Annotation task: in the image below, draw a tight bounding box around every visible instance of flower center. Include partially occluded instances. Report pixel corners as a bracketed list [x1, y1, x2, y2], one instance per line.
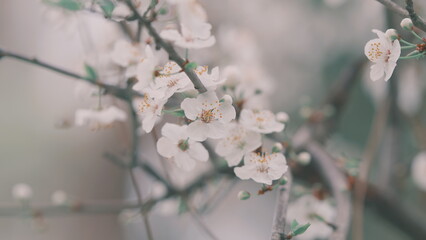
[200, 109, 216, 123]
[367, 42, 383, 61]
[178, 139, 189, 151]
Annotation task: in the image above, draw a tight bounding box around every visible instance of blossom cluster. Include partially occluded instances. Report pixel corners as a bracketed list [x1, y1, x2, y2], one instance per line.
[64, 0, 289, 185]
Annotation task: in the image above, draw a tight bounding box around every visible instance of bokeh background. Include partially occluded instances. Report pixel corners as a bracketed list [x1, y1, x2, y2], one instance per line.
[0, 0, 425, 239]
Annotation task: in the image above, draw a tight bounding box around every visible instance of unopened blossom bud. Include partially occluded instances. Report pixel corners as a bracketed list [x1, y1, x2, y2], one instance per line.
[385, 29, 399, 41]
[276, 112, 290, 122]
[51, 190, 68, 206]
[297, 152, 311, 165]
[272, 143, 284, 153]
[12, 183, 33, 201]
[279, 176, 288, 185]
[401, 18, 413, 30]
[238, 191, 251, 200]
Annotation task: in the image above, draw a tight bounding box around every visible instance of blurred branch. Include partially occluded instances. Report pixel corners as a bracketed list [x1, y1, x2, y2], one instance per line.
[0, 49, 143, 100]
[123, 0, 208, 93]
[375, 0, 426, 32]
[270, 171, 293, 240]
[352, 98, 390, 240]
[406, 0, 426, 32]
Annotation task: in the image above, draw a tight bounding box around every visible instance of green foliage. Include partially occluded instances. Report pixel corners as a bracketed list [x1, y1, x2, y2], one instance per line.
[290, 219, 311, 237]
[98, 0, 115, 18]
[163, 109, 185, 117]
[84, 64, 98, 82]
[44, 0, 83, 11]
[185, 62, 198, 71]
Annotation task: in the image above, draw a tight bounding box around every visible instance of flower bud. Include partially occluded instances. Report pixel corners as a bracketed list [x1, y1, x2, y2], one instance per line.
[12, 183, 33, 201]
[272, 143, 284, 153]
[237, 191, 251, 200]
[51, 190, 68, 206]
[276, 112, 290, 122]
[297, 152, 311, 165]
[385, 29, 399, 41]
[401, 18, 413, 30]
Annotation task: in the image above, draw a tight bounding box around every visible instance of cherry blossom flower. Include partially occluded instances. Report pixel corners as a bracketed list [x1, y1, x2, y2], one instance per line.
[215, 122, 262, 166]
[411, 151, 426, 191]
[134, 90, 166, 133]
[157, 123, 208, 171]
[364, 29, 401, 81]
[234, 151, 288, 185]
[239, 109, 285, 134]
[166, 0, 212, 38]
[75, 106, 127, 129]
[287, 195, 336, 240]
[133, 45, 160, 91]
[181, 91, 236, 141]
[160, 24, 215, 49]
[151, 61, 192, 99]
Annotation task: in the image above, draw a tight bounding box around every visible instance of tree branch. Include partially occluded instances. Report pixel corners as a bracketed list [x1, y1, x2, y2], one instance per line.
[0, 49, 143, 100]
[270, 171, 293, 240]
[375, 0, 426, 32]
[406, 0, 426, 32]
[124, 0, 208, 93]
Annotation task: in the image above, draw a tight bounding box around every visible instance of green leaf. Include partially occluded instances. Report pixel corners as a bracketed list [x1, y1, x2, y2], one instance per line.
[98, 0, 115, 17]
[44, 0, 82, 11]
[84, 64, 98, 81]
[158, 7, 168, 15]
[290, 220, 299, 231]
[184, 62, 198, 71]
[293, 223, 311, 236]
[163, 109, 185, 117]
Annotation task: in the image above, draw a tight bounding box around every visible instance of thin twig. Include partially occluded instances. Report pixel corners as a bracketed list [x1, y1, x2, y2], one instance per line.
[124, 0, 208, 93]
[375, 0, 426, 32]
[0, 49, 143, 100]
[270, 171, 293, 240]
[406, 0, 426, 32]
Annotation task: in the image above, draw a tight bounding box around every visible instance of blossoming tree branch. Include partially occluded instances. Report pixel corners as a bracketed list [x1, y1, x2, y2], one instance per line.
[1, 0, 426, 240]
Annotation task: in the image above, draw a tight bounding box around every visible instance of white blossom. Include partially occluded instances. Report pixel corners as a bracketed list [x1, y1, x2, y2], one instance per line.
[181, 91, 236, 141]
[287, 195, 336, 240]
[364, 29, 401, 81]
[234, 152, 288, 185]
[160, 24, 215, 49]
[134, 45, 160, 91]
[110, 39, 142, 68]
[239, 109, 285, 134]
[75, 106, 127, 129]
[134, 90, 166, 133]
[411, 151, 426, 191]
[401, 18, 413, 30]
[276, 112, 290, 122]
[12, 183, 33, 201]
[157, 123, 209, 171]
[215, 122, 262, 166]
[151, 61, 192, 99]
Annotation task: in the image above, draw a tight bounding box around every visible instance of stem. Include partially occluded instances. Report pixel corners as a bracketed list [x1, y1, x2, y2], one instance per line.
[400, 39, 416, 46]
[401, 45, 416, 49]
[411, 30, 424, 41]
[0, 49, 143, 100]
[399, 53, 424, 59]
[124, 0, 207, 93]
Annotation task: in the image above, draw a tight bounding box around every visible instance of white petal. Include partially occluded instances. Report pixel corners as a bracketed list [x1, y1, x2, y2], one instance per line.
[188, 142, 209, 162]
[370, 63, 385, 81]
[187, 121, 209, 141]
[174, 152, 196, 171]
[181, 97, 201, 120]
[157, 137, 178, 158]
[161, 123, 187, 142]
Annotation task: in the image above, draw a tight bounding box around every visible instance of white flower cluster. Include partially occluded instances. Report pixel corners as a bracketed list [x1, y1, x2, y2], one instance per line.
[67, 0, 289, 185]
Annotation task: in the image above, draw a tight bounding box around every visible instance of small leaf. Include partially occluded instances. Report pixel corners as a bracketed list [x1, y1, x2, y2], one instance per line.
[44, 0, 82, 11]
[290, 220, 299, 231]
[84, 64, 98, 81]
[158, 8, 168, 15]
[163, 109, 185, 117]
[293, 223, 311, 236]
[99, 0, 115, 17]
[185, 62, 198, 71]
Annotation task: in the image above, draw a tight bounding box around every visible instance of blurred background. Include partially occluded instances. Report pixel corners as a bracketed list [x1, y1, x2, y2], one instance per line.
[1, 0, 425, 239]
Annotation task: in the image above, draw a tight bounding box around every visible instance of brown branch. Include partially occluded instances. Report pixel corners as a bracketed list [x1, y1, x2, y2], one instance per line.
[406, 0, 426, 32]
